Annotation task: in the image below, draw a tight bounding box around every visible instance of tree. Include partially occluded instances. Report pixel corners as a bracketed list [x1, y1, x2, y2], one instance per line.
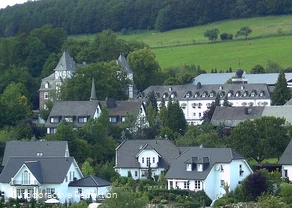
[235, 27, 252, 39]
[166, 100, 187, 135]
[81, 160, 95, 176]
[223, 94, 230, 107]
[229, 116, 290, 163]
[242, 171, 268, 201]
[155, 5, 173, 32]
[272, 71, 291, 105]
[204, 28, 219, 42]
[127, 48, 161, 91]
[250, 64, 265, 74]
[220, 33, 233, 40]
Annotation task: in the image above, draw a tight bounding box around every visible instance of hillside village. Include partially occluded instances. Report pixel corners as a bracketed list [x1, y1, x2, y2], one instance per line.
[1, 1, 292, 208]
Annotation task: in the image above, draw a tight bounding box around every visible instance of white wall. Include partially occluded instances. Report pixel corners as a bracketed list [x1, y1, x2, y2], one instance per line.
[137, 150, 160, 168]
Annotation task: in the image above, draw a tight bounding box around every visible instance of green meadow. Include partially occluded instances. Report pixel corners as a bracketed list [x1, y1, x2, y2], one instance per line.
[73, 15, 292, 72]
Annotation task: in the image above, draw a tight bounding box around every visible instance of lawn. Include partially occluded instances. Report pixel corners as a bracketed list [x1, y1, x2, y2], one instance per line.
[153, 35, 292, 71]
[71, 15, 292, 72]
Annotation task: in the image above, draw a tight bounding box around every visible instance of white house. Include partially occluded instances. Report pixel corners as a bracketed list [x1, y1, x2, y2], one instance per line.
[165, 146, 253, 201]
[114, 140, 184, 180]
[0, 141, 111, 203]
[136, 83, 271, 125]
[279, 139, 292, 180]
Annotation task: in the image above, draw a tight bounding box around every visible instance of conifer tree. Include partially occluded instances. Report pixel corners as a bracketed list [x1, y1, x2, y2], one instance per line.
[272, 71, 291, 105]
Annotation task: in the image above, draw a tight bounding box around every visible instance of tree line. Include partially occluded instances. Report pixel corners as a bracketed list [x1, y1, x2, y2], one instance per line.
[0, 0, 292, 36]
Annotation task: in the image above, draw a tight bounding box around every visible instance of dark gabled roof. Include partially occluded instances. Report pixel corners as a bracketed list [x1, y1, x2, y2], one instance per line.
[25, 161, 43, 184]
[45, 101, 100, 128]
[136, 83, 270, 101]
[262, 106, 292, 124]
[211, 106, 264, 127]
[279, 140, 292, 165]
[68, 175, 111, 187]
[165, 147, 245, 180]
[2, 141, 69, 166]
[100, 100, 143, 117]
[115, 140, 181, 168]
[0, 157, 76, 184]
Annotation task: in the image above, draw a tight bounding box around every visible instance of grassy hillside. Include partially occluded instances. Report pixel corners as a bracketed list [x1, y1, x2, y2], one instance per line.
[73, 15, 292, 71]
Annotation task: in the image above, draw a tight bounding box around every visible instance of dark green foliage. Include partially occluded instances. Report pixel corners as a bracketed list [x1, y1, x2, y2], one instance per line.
[220, 33, 233, 40]
[229, 116, 290, 163]
[242, 171, 268, 201]
[272, 71, 291, 105]
[204, 28, 219, 42]
[235, 27, 252, 39]
[166, 100, 187, 136]
[250, 64, 266, 74]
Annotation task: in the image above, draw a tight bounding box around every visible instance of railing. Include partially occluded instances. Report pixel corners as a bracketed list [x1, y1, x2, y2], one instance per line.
[11, 179, 38, 186]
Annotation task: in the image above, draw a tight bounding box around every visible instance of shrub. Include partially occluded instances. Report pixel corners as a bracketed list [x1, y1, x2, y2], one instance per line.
[160, 199, 168, 204]
[220, 33, 233, 40]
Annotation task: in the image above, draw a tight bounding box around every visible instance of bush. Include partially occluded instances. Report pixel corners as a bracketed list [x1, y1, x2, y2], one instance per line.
[160, 199, 168, 204]
[168, 193, 176, 201]
[220, 33, 233, 40]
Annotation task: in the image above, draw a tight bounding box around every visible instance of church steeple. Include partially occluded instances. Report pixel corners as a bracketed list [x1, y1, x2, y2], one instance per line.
[90, 78, 97, 101]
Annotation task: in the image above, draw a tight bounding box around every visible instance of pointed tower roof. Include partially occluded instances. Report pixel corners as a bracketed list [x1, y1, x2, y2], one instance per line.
[90, 78, 97, 101]
[54, 51, 76, 72]
[117, 54, 133, 74]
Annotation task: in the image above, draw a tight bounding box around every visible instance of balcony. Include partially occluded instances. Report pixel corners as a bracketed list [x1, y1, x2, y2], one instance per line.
[10, 179, 39, 186]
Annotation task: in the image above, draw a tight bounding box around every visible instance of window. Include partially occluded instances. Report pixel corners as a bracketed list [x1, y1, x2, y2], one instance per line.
[37, 152, 43, 156]
[146, 157, 151, 166]
[45, 82, 50, 88]
[169, 181, 173, 189]
[181, 103, 187, 109]
[50, 117, 59, 123]
[28, 189, 34, 198]
[153, 157, 155, 163]
[192, 103, 197, 108]
[23, 170, 29, 185]
[44, 92, 49, 99]
[64, 117, 73, 122]
[109, 117, 117, 123]
[197, 164, 203, 171]
[184, 181, 189, 189]
[17, 189, 25, 198]
[78, 117, 87, 123]
[220, 165, 224, 172]
[69, 171, 72, 181]
[239, 165, 244, 176]
[50, 128, 57, 134]
[46, 188, 55, 196]
[121, 116, 126, 122]
[195, 180, 201, 189]
[78, 188, 82, 194]
[186, 164, 192, 171]
[199, 113, 202, 117]
[142, 157, 144, 163]
[284, 169, 288, 177]
[135, 171, 138, 177]
[220, 180, 225, 187]
[193, 112, 196, 117]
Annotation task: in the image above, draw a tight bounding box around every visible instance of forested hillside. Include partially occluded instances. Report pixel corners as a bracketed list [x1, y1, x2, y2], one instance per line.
[1, 0, 292, 36]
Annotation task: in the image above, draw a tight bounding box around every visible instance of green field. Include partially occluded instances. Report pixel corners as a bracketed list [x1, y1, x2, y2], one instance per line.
[73, 15, 292, 71]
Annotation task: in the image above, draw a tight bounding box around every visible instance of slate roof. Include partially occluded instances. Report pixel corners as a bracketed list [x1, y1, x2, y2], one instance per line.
[100, 100, 143, 117]
[45, 101, 100, 128]
[54, 51, 76, 72]
[2, 141, 69, 166]
[115, 139, 181, 168]
[136, 83, 270, 101]
[262, 106, 292, 124]
[165, 147, 245, 180]
[117, 54, 133, 74]
[69, 175, 111, 187]
[0, 157, 76, 184]
[25, 161, 44, 184]
[211, 106, 264, 127]
[192, 72, 292, 86]
[279, 140, 292, 165]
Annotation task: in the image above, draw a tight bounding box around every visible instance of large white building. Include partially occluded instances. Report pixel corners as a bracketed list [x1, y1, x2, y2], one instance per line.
[136, 83, 271, 125]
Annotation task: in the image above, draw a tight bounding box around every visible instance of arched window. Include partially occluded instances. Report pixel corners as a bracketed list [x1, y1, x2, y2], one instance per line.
[23, 170, 29, 185]
[45, 82, 50, 89]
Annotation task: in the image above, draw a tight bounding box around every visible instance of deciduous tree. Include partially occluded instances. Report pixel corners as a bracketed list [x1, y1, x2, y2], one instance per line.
[204, 28, 219, 42]
[235, 27, 252, 39]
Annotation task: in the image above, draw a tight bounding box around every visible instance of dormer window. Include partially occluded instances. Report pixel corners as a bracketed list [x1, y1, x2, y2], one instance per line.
[78, 117, 87, 123]
[37, 152, 43, 156]
[241, 85, 245, 90]
[259, 91, 265, 97]
[227, 91, 233, 97]
[45, 82, 50, 89]
[235, 91, 241, 97]
[201, 91, 208, 97]
[243, 91, 248, 97]
[250, 90, 257, 97]
[170, 92, 176, 98]
[185, 91, 192, 98]
[197, 164, 203, 171]
[219, 86, 223, 90]
[169, 87, 172, 91]
[194, 92, 199, 98]
[64, 117, 73, 122]
[209, 91, 215, 97]
[50, 117, 59, 123]
[186, 163, 192, 171]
